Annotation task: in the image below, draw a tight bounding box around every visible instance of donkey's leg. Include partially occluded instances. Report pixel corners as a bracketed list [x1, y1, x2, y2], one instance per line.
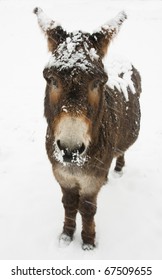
[79, 195, 97, 250]
[114, 154, 125, 172]
[60, 187, 79, 244]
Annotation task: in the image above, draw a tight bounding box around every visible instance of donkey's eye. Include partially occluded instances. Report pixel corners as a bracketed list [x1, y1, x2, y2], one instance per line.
[91, 79, 100, 90]
[51, 78, 59, 89]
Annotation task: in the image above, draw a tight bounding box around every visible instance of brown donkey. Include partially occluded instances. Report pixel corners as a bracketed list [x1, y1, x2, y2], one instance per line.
[34, 7, 141, 250]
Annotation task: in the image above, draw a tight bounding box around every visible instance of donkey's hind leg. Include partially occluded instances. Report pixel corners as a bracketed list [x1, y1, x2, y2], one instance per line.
[114, 154, 125, 172]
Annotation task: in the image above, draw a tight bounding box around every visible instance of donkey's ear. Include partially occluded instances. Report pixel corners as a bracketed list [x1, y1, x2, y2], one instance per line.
[90, 11, 127, 58]
[33, 7, 67, 52]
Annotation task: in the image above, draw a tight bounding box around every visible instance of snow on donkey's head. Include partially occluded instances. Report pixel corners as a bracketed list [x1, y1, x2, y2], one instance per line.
[34, 7, 141, 250]
[34, 7, 127, 165]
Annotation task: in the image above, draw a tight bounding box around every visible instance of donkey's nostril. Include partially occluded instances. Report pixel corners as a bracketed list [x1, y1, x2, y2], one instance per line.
[78, 143, 85, 155]
[57, 140, 63, 151]
[56, 140, 86, 162]
[57, 140, 85, 154]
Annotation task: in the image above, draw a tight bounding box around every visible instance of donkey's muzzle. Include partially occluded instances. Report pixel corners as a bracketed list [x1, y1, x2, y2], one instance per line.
[57, 140, 85, 163]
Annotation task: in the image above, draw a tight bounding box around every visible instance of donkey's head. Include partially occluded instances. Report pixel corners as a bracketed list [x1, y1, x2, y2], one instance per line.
[34, 7, 127, 165]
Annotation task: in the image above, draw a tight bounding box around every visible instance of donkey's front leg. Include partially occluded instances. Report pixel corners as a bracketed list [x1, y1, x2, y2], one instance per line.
[60, 187, 79, 245]
[79, 195, 97, 250]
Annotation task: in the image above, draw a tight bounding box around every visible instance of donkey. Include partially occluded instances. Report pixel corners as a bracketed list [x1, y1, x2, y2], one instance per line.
[34, 7, 141, 250]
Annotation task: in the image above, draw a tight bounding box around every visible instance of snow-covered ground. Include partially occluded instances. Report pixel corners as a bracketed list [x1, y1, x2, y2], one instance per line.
[0, 0, 162, 260]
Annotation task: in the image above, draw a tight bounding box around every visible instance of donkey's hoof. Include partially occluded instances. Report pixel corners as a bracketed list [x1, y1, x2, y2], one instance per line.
[59, 233, 72, 248]
[82, 243, 95, 251]
[113, 169, 123, 178]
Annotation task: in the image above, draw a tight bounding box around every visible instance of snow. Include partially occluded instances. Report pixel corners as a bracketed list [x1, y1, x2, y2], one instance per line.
[46, 31, 99, 72]
[61, 105, 68, 113]
[107, 56, 136, 101]
[59, 233, 72, 248]
[53, 143, 88, 167]
[0, 0, 162, 260]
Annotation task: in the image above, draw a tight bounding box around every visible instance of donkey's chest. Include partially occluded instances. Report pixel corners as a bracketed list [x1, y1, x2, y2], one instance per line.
[53, 166, 104, 195]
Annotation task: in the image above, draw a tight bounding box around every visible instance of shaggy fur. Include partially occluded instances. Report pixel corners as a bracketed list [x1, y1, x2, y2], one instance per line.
[34, 8, 141, 249]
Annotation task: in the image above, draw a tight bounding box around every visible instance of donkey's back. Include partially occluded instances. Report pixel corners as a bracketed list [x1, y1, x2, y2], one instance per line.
[105, 59, 141, 171]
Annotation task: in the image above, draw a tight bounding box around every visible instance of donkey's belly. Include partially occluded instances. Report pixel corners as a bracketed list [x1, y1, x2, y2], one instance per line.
[53, 166, 105, 195]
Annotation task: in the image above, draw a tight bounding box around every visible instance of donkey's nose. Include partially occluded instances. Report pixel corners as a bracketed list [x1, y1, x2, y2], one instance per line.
[57, 140, 86, 162]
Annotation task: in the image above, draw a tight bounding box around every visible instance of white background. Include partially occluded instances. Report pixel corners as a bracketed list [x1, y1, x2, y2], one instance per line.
[0, 0, 162, 260]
